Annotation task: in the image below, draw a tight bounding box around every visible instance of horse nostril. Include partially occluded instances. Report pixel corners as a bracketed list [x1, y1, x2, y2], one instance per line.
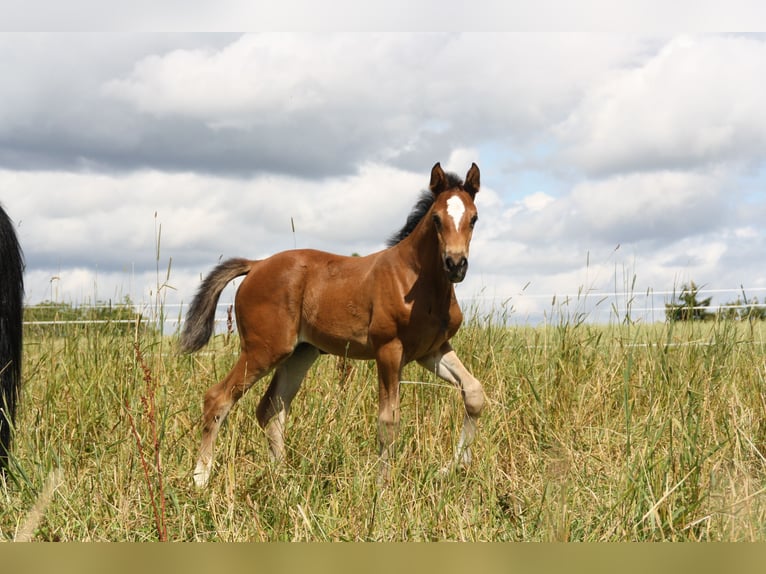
[445, 255, 467, 271]
[444, 255, 468, 282]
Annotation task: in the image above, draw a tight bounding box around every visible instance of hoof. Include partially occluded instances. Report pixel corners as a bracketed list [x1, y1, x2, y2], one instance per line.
[193, 461, 211, 488]
[437, 448, 472, 477]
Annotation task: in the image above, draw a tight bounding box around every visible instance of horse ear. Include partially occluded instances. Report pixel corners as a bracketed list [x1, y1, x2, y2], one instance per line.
[429, 162, 449, 195]
[464, 163, 480, 197]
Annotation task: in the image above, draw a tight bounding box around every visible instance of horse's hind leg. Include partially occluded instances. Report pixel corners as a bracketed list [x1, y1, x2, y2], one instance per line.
[418, 342, 486, 470]
[194, 352, 274, 488]
[256, 343, 320, 463]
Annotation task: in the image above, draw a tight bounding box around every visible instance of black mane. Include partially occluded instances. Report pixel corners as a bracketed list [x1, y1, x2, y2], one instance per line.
[386, 172, 464, 247]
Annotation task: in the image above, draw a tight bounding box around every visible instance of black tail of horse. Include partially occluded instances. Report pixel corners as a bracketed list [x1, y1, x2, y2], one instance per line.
[0, 204, 23, 471]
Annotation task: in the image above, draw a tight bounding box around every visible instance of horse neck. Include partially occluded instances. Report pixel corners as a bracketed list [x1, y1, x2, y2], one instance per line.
[394, 214, 454, 295]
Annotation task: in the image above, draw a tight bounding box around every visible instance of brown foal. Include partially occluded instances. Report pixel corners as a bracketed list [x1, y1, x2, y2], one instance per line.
[180, 162, 486, 487]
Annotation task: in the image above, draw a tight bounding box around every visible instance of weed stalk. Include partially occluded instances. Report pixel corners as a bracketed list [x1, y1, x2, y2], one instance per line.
[125, 341, 168, 541]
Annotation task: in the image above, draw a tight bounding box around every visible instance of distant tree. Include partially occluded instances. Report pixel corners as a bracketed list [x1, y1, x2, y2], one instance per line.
[719, 298, 741, 321]
[665, 282, 714, 322]
[745, 297, 766, 321]
[720, 295, 766, 321]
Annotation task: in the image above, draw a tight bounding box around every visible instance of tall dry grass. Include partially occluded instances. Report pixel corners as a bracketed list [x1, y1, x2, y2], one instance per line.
[2, 302, 766, 541]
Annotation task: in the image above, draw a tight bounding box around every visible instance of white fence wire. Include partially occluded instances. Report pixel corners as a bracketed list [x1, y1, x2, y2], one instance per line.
[22, 286, 766, 329]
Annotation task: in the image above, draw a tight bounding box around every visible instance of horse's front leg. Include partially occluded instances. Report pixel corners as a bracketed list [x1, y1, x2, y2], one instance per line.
[418, 342, 486, 470]
[375, 341, 404, 486]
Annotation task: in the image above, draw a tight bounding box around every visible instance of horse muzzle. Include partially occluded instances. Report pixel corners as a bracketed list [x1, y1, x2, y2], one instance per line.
[444, 254, 468, 283]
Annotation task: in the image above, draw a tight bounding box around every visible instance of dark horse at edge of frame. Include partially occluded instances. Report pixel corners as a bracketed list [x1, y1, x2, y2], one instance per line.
[0, 204, 24, 474]
[180, 162, 487, 487]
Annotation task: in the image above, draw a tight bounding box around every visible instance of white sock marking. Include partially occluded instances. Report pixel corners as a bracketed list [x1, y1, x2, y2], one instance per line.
[193, 460, 211, 488]
[446, 195, 465, 230]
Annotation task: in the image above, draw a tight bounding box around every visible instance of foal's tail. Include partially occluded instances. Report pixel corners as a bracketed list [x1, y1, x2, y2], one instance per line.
[180, 258, 253, 353]
[0, 205, 24, 471]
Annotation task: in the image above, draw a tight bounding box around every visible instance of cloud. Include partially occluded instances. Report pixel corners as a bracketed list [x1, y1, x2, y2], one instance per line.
[3, 33, 766, 325]
[1, 162, 439, 298]
[482, 168, 728, 250]
[463, 165, 742, 321]
[100, 34, 450, 176]
[567, 170, 728, 244]
[556, 35, 766, 176]
[0, 33, 652, 178]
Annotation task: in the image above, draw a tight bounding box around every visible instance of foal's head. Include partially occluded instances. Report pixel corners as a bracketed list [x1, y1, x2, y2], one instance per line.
[428, 162, 480, 283]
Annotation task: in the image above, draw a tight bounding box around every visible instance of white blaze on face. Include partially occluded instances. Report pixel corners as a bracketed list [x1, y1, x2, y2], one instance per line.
[446, 195, 466, 230]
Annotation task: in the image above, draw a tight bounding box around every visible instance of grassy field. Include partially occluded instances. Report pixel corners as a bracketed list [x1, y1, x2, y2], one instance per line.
[3, 307, 766, 541]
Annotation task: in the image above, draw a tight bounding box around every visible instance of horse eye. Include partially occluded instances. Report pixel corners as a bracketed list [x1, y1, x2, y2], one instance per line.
[470, 215, 478, 228]
[432, 214, 442, 230]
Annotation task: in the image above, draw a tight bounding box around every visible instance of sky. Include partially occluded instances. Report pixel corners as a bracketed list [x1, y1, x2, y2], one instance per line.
[2, 30, 766, 325]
